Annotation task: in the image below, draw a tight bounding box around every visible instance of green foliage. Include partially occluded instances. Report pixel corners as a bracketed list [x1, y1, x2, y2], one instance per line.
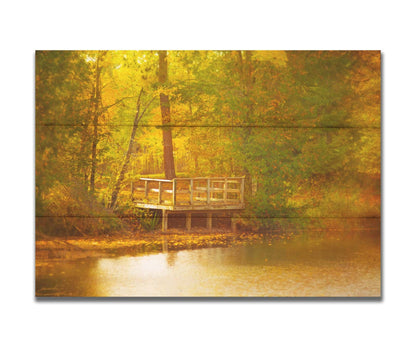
[37, 181, 127, 237]
[36, 50, 380, 235]
[136, 209, 161, 231]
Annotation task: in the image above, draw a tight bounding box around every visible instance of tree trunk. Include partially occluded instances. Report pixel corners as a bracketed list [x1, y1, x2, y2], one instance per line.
[158, 51, 176, 180]
[110, 89, 154, 209]
[78, 91, 94, 189]
[89, 52, 106, 194]
[237, 51, 255, 199]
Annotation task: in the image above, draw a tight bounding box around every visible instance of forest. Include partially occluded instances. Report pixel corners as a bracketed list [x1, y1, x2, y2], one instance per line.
[35, 50, 380, 237]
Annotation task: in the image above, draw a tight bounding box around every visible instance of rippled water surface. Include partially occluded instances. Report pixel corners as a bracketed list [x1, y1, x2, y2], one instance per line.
[36, 235, 380, 297]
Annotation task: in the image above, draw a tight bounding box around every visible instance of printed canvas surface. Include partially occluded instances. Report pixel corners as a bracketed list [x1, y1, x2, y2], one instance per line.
[35, 50, 380, 297]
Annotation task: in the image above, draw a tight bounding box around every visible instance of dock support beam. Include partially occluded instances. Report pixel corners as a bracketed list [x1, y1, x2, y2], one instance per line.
[186, 212, 192, 231]
[162, 210, 168, 232]
[207, 212, 212, 232]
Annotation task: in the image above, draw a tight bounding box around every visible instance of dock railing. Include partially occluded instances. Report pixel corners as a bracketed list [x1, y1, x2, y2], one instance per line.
[132, 177, 245, 210]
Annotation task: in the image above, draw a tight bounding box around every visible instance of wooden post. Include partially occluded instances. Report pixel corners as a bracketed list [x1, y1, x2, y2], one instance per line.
[172, 179, 176, 206]
[189, 179, 193, 205]
[207, 212, 212, 232]
[186, 212, 191, 231]
[224, 178, 228, 204]
[162, 210, 168, 232]
[231, 212, 237, 233]
[207, 178, 211, 205]
[240, 178, 245, 204]
[158, 181, 162, 204]
[144, 180, 149, 200]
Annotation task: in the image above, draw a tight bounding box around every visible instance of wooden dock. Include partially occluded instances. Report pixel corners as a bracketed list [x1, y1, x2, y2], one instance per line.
[131, 177, 245, 232]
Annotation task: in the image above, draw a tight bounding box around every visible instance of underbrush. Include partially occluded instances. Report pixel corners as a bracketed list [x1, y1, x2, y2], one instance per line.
[36, 182, 132, 238]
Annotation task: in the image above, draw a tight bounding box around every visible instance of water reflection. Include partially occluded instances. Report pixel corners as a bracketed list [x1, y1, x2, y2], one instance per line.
[36, 236, 380, 297]
[166, 252, 178, 267]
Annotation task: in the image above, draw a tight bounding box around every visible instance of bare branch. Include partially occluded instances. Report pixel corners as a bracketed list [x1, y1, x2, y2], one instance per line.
[103, 96, 137, 110]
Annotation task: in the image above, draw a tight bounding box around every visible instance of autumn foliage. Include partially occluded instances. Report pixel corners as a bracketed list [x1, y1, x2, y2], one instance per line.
[36, 51, 380, 235]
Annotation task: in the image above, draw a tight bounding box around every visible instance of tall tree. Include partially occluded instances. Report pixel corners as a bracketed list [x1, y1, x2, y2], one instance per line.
[158, 51, 176, 179]
[236, 50, 255, 199]
[109, 89, 155, 209]
[36, 51, 91, 210]
[89, 51, 107, 194]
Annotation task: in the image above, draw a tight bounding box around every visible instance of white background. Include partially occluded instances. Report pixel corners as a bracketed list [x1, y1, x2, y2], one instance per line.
[1, 1, 415, 346]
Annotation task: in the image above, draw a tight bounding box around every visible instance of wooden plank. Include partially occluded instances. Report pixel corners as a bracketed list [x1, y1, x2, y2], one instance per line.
[194, 196, 208, 202]
[176, 189, 191, 194]
[212, 188, 240, 193]
[162, 210, 168, 232]
[172, 179, 176, 206]
[140, 178, 173, 182]
[190, 179, 193, 205]
[207, 212, 212, 232]
[207, 178, 211, 205]
[135, 202, 174, 210]
[171, 205, 244, 211]
[158, 181, 162, 204]
[224, 178, 228, 204]
[134, 197, 243, 208]
[148, 188, 173, 194]
[144, 180, 149, 199]
[210, 187, 225, 192]
[208, 197, 225, 203]
[180, 177, 245, 180]
[139, 177, 244, 182]
[240, 178, 245, 204]
[193, 197, 240, 203]
[193, 196, 240, 202]
[134, 204, 244, 211]
[224, 199, 241, 203]
[135, 200, 240, 210]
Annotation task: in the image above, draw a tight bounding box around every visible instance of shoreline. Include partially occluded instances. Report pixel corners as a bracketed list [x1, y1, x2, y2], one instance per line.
[36, 228, 288, 263]
[36, 226, 380, 264]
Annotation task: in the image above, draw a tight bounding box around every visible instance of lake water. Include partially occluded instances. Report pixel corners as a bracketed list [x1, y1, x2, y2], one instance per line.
[36, 235, 380, 297]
